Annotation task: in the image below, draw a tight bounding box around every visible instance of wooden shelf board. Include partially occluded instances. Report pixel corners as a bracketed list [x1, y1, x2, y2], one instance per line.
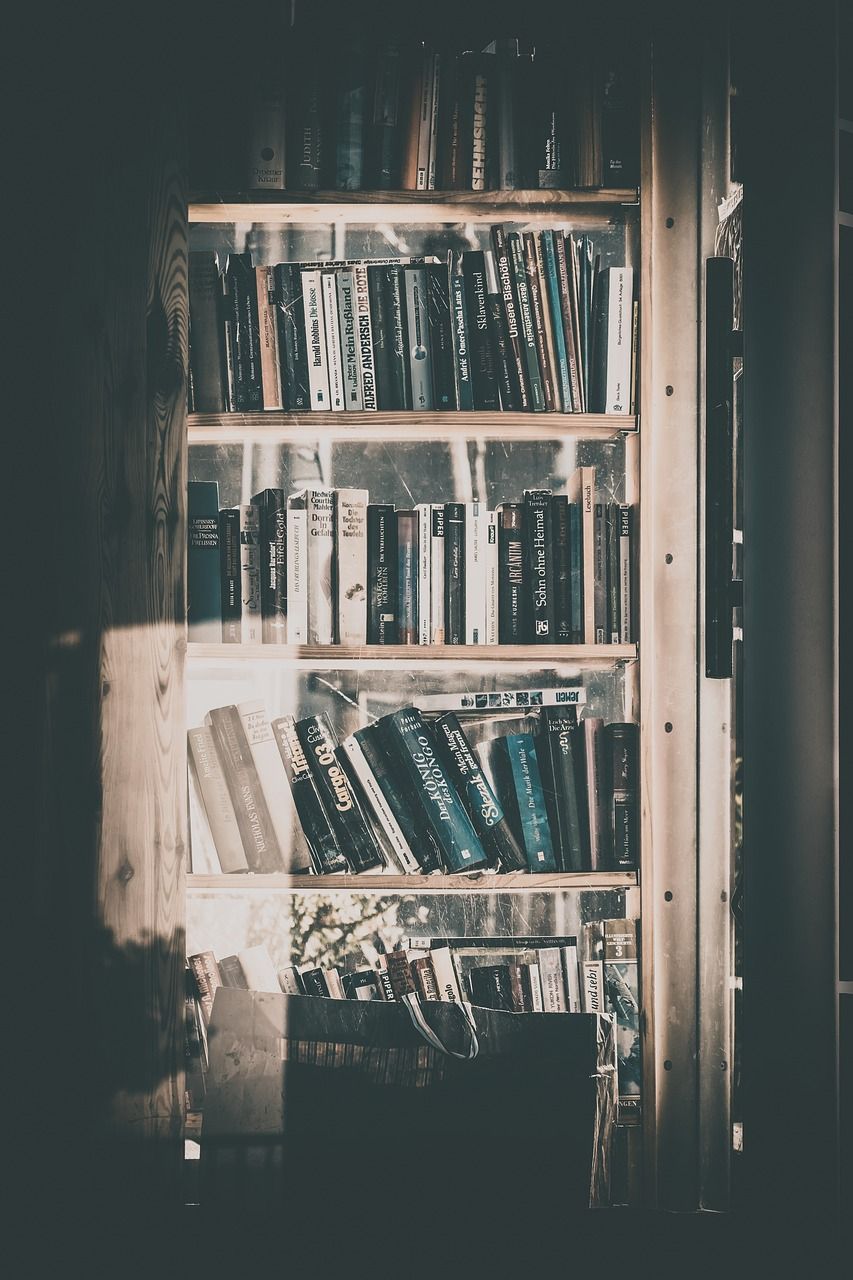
[189, 188, 639, 224]
[186, 871, 638, 893]
[186, 642, 637, 668]
[187, 410, 636, 444]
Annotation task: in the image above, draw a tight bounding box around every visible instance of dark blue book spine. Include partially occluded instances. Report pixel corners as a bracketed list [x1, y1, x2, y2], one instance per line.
[356, 724, 443, 872]
[537, 707, 588, 872]
[187, 481, 222, 642]
[382, 708, 490, 872]
[505, 732, 558, 872]
[451, 272, 474, 410]
[333, 57, 365, 191]
[443, 502, 466, 644]
[541, 231, 572, 412]
[433, 714, 526, 870]
[218, 508, 241, 644]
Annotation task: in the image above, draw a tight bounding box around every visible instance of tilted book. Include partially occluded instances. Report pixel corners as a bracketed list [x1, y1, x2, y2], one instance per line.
[354, 723, 443, 873]
[188, 951, 221, 1025]
[271, 715, 349, 874]
[187, 726, 248, 873]
[295, 713, 384, 873]
[338, 734, 420, 874]
[205, 704, 284, 872]
[523, 231, 555, 411]
[237, 700, 311, 874]
[432, 713, 526, 871]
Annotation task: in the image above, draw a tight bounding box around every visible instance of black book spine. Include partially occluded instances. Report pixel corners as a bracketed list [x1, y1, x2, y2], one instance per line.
[551, 495, 572, 642]
[589, 268, 610, 415]
[594, 501, 608, 644]
[444, 502, 466, 644]
[475, 736, 524, 851]
[469, 964, 515, 1011]
[601, 51, 640, 189]
[484, 249, 520, 410]
[461, 250, 499, 410]
[368, 266, 393, 410]
[507, 231, 545, 410]
[568, 501, 584, 643]
[287, 60, 324, 190]
[367, 41, 404, 188]
[295, 714, 383, 872]
[332, 46, 366, 191]
[207, 705, 283, 872]
[497, 502, 525, 643]
[530, 50, 574, 187]
[538, 706, 588, 872]
[578, 235, 595, 408]
[301, 968, 330, 997]
[385, 265, 412, 409]
[435, 51, 462, 189]
[490, 225, 529, 410]
[433, 714, 527, 870]
[605, 722, 639, 870]
[252, 489, 287, 644]
[367, 504, 398, 644]
[271, 715, 349, 874]
[218, 508, 241, 644]
[426, 262, 457, 410]
[396, 510, 418, 645]
[273, 264, 310, 411]
[522, 232, 555, 411]
[524, 489, 555, 642]
[187, 481, 222, 643]
[450, 270, 474, 410]
[227, 253, 262, 411]
[188, 252, 225, 413]
[355, 725, 443, 873]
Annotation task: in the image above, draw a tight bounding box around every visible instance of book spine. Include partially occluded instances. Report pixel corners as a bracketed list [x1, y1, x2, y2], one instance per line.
[287, 60, 324, 189]
[462, 250, 498, 411]
[321, 269, 345, 411]
[187, 481, 222, 643]
[450, 271, 474, 410]
[432, 713, 526, 871]
[618, 504, 633, 643]
[567, 234, 586, 411]
[235, 253, 263, 410]
[538, 947, 568, 1011]
[470, 62, 489, 191]
[464, 501, 487, 644]
[485, 510, 498, 645]
[582, 960, 605, 1014]
[277, 965, 305, 995]
[551, 495, 571, 642]
[526, 962, 544, 1012]
[335, 488, 368, 645]
[386, 949, 417, 999]
[507, 231, 544, 410]
[524, 488, 555, 642]
[237, 944, 280, 993]
[582, 716, 608, 870]
[237, 700, 309, 873]
[426, 51, 441, 190]
[429, 504, 446, 644]
[400, 50, 424, 190]
[273, 264, 310, 411]
[396, 509, 418, 645]
[495, 44, 519, 188]
[561, 943, 582, 1012]
[523, 232, 555, 411]
[490, 225, 529, 410]
[484, 249, 519, 410]
[300, 967, 330, 997]
[222, 295, 237, 411]
[411, 954, 440, 1001]
[415, 49, 434, 191]
[630, 300, 640, 414]
[570, 466, 596, 643]
[218, 955, 249, 988]
[254, 489, 287, 644]
[605, 268, 633, 414]
[188, 740, 224, 875]
[366, 266, 391, 409]
[238, 503, 262, 644]
[271, 715, 349, 874]
[344, 969, 381, 1000]
[540, 232, 572, 412]
[403, 267, 433, 409]
[469, 965, 514, 1011]
[255, 265, 283, 409]
[605, 722, 639, 870]
[594, 501, 608, 643]
[296, 713, 383, 872]
[374, 956, 395, 1001]
[444, 502, 465, 644]
[505, 733, 558, 871]
[333, 59, 365, 192]
[415, 504, 432, 645]
[188, 951, 221, 1024]
[339, 735, 420, 874]
[382, 707, 490, 872]
[554, 233, 582, 412]
[247, 83, 286, 190]
[337, 270, 362, 410]
[301, 269, 331, 409]
[218, 508, 241, 644]
[497, 502, 525, 643]
[366, 504, 398, 644]
[417, 685, 586, 713]
[368, 42, 403, 189]
[426, 262, 456, 409]
[285, 492, 308, 644]
[578, 235, 595, 408]
[568, 501, 584, 643]
[187, 726, 248, 873]
[535, 232, 562, 409]
[306, 488, 336, 644]
[188, 252, 225, 413]
[607, 502, 621, 644]
[385, 265, 412, 408]
[538, 707, 588, 873]
[355, 723, 443, 873]
[429, 946, 463, 1002]
[353, 265, 377, 411]
[207, 704, 283, 872]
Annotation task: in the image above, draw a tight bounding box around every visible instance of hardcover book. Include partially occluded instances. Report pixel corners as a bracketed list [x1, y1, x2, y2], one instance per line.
[582, 716, 608, 870]
[464, 501, 488, 644]
[251, 488, 287, 645]
[490, 225, 528, 409]
[188, 726, 248, 873]
[450, 269, 474, 410]
[273, 263, 311, 411]
[218, 508, 241, 644]
[304, 488, 336, 644]
[536, 706, 588, 873]
[354, 266, 377, 411]
[396, 509, 418, 645]
[462, 250, 499, 410]
[354, 723, 443, 873]
[338, 734, 420, 874]
[237, 945, 281, 993]
[432, 713, 526, 871]
[507, 230, 544, 411]
[205, 704, 284, 873]
[524, 489, 555, 642]
[255, 264, 283, 408]
[403, 266, 433, 410]
[295, 713, 384, 873]
[426, 261, 456, 409]
[187, 481, 222, 643]
[238, 503, 262, 644]
[335, 488, 368, 645]
[443, 502, 465, 645]
[603, 917, 641, 1120]
[366, 503, 398, 644]
[188, 252, 225, 413]
[321, 269, 346, 411]
[429, 504, 446, 644]
[415, 504, 432, 645]
[223, 252, 263, 411]
[523, 231, 555, 411]
[568, 466, 596, 643]
[484, 248, 520, 410]
[237, 700, 310, 874]
[271, 714, 349, 875]
[497, 502, 525, 643]
[301, 268, 331, 409]
[604, 722, 639, 870]
[285, 491, 308, 644]
[504, 732, 558, 872]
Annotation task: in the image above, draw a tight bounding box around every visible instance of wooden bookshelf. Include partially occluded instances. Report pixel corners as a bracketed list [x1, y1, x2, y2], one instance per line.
[189, 188, 639, 225]
[187, 870, 638, 893]
[187, 410, 637, 444]
[187, 642, 637, 667]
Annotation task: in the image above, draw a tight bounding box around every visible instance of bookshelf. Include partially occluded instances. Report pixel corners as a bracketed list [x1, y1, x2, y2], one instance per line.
[187, 871, 638, 893]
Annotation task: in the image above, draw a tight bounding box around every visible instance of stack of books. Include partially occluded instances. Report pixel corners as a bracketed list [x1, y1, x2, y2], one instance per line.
[187, 231, 636, 416]
[187, 480, 635, 647]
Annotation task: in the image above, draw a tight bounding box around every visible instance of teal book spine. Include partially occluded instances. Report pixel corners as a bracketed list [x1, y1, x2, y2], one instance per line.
[505, 732, 558, 872]
[540, 231, 572, 412]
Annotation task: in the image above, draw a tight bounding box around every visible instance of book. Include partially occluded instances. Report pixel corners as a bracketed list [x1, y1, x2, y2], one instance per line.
[534, 232, 562, 410]
[450, 268, 474, 410]
[537, 947, 568, 1012]
[554, 232, 582, 412]
[435, 50, 462, 188]
[324, 967, 347, 999]
[188, 252, 225, 413]
[335, 488, 368, 645]
[551, 495, 572, 643]
[561, 941, 582, 1012]
[490, 225, 528, 409]
[237, 700, 310, 874]
[321, 269, 346, 411]
[593, 501, 608, 643]
[464, 501, 487, 644]
[386, 948, 418, 999]
[618, 503, 634, 642]
[606, 502, 621, 644]
[492, 40, 523, 189]
[273, 263, 311, 411]
[483, 248, 518, 410]
[415, 504, 432, 645]
[366, 41, 405, 188]
[410, 954, 440, 1002]
[530, 49, 574, 188]
[353, 266, 377, 411]
[504, 733, 558, 872]
[338, 734, 420, 874]
[537, 707, 588, 873]
[251, 488, 287, 645]
[271, 714, 348, 874]
[187, 481, 222, 642]
[580, 922, 605, 1015]
[497, 502, 525, 643]
[417, 686, 586, 714]
[332, 46, 366, 191]
[286, 57, 324, 189]
[374, 956, 395, 1001]
[605, 722, 639, 870]
[469, 964, 515, 1011]
[523, 232, 555, 411]
[285, 490, 308, 644]
[460, 52, 491, 191]
[187, 951, 221, 1025]
[255, 265, 283, 408]
[403, 266, 433, 409]
[602, 917, 641, 1119]
[353, 724, 443, 874]
[429, 504, 446, 644]
[521, 962, 544, 1011]
[301, 269, 331, 409]
[443, 502, 465, 644]
[432, 713, 526, 871]
[462, 250, 498, 410]
[379, 707, 490, 872]
[582, 717, 608, 870]
[485, 510, 498, 645]
[300, 967, 331, 997]
[187, 726, 248, 873]
[568, 466, 596, 643]
[590, 267, 634, 414]
[396, 509, 418, 645]
[507, 230, 544, 410]
[237, 944, 281, 993]
[247, 81, 286, 190]
[366, 503, 398, 644]
[426, 261, 456, 409]
[524, 489, 555, 642]
[205, 704, 285, 872]
[429, 945, 463, 1002]
[223, 252, 262, 411]
[540, 232, 572, 412]
[343, 969, 381, 1000]
[218, 508, 241, 644]
[277, 965, 305, 995]
[187, 751, 222, 875]
[304, 487, 336, 644]
[368, 265, 409, 409]
[219, 955, 249, 989]
[601, 52, 639, 188]
[238, 503, 262, 644]
[295, 713, 383, 872]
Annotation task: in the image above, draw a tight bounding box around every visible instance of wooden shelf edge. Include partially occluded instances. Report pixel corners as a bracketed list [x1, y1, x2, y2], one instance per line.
[187, 410, 637, 442]
[186, 871, 638, 893]
[186, 642, 638, 664]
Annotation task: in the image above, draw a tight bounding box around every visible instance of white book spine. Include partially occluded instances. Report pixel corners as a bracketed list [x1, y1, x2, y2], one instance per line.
[354, 266, 377, 411]
[324, 968, 346, 998]
[239, 503, 262, 644]
[187, 726, 248, 873]
[430, 503, 445, 644]
[336, 269, 362, 409]
[537, 947, 568, 1012]
[485, 509, 498, 645]
[187, 754, 224, 874]
[302, 268, 331, 410]
[605, 267, 633, 414]
[277, 966, 303, 995]
[582, 960, 605, 1014]
[427, 51, 441, 190]
[619, 505, 632, 643]
[340, 736, 420, 874]
[236, 700, 297, 862]
[404, 267, 433, 409]
[416, 51, 434, 190]
[336, 488, 368, 645]
[471, 72, 488, 191]
[286, 495, 308, 644]
[527, 962, 544, 1012]
[321, 269, 345, 411]
[237, 944, 280, 993]
[464, 501, 487, 644]
[416, 503, 432, 644]
[429, 946, 463, 1003]
[561, 944, 582, 1012]
[306, 488, 336, 644]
